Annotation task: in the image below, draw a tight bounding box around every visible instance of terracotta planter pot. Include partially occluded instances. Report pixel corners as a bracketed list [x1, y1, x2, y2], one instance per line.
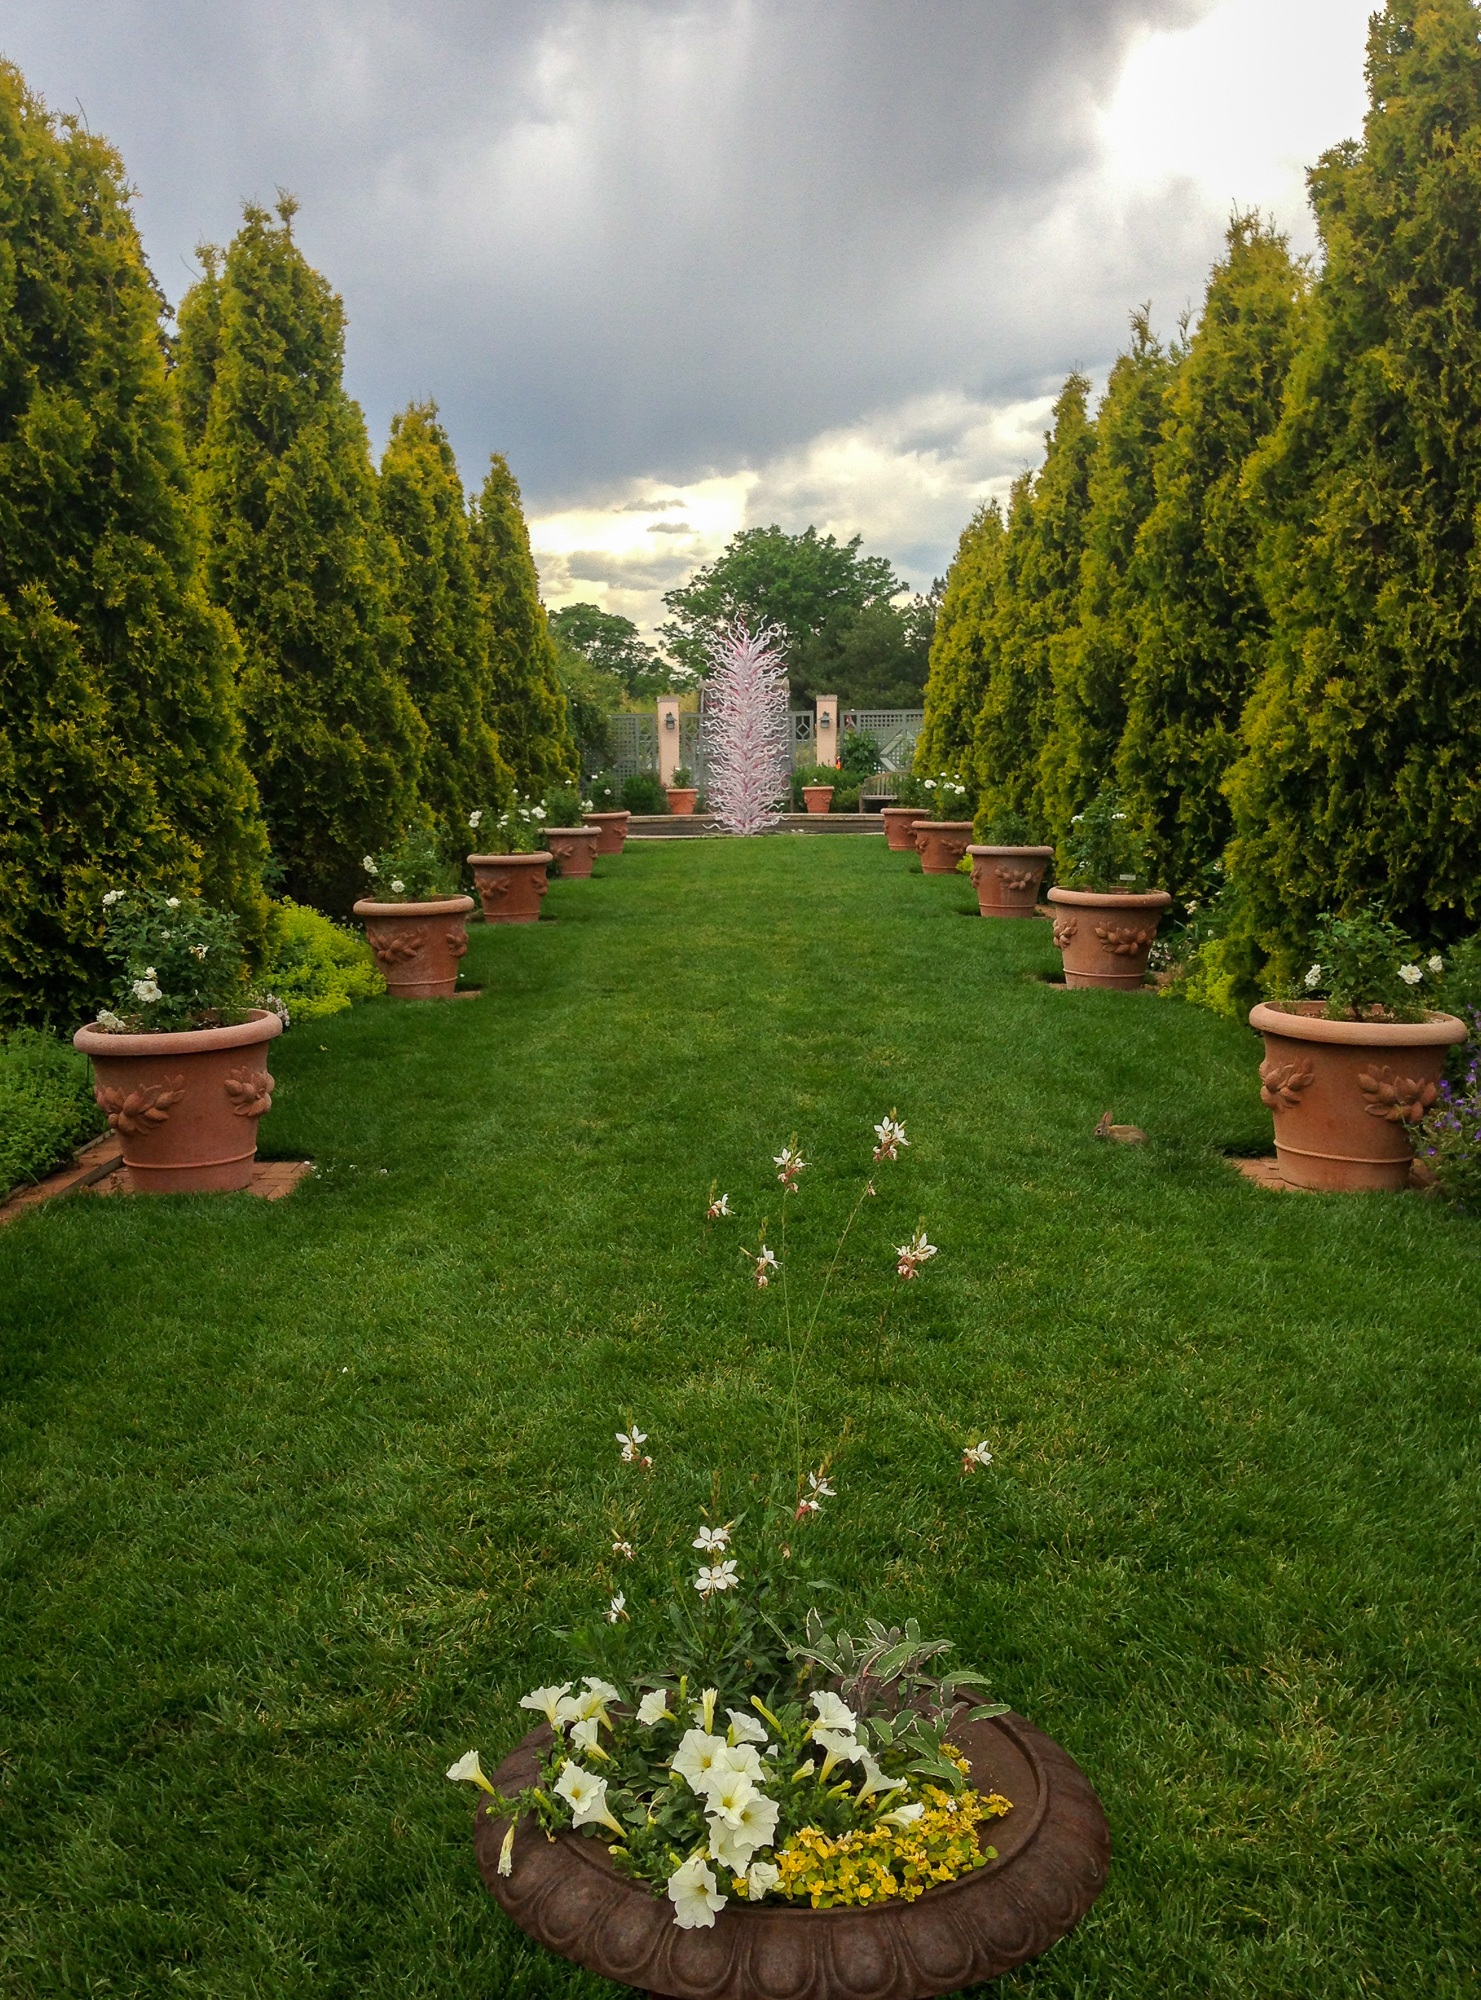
[468, 852, 552, 924]
[801, 784, 835, 815]
[1046, 886, 1171, 990]
[913, 821, 974, 874]
[73, 1009, 282, 1194]
[353, 896, 474, 998]
[475, 1708, 1108, 2000]
[881, 806, 927, 852]
[545, 826, 600, 878]
[967, 845, 1055, 918]
[582, 810, 631, 854]
[1249, 999, 1467, 1191]
[666, 787, 699, 816]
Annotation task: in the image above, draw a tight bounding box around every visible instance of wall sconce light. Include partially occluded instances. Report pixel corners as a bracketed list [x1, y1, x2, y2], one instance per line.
[664, 710, 677, 730]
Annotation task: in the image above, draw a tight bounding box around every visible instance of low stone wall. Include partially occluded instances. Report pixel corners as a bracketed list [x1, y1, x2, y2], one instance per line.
[627, 813, 885, 838]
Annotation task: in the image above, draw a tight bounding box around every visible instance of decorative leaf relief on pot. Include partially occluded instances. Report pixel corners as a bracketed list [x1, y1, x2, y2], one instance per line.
[223, 1066, 274, 1118]
[998, 866, 1040, 893]
[1052, 919, 1078, 949]
[479, 874, 511, 898]
[1093, 923, 1155, 957]
[1259, 1056, 1316, 1110]
[1357, 1065, 1438, 1124]
[368, 926, 425, 968]
[95, 1076, 187, 1136]
[445, 926, 469, 959]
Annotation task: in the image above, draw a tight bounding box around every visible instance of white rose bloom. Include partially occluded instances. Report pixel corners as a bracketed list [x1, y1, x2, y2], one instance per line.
[518, 1683, 573, 1727]
[102, 889, 124, 907]
[553, 1760, 622, 1832]
[636, 1689, 670, 1726]
[468, 810, 482, 828]
[1428, 954, 1445, 973]
[95, 1010, 126, 1031]
[809, 1691, 858, 1736]
[362, 856, 377, 875]
[744, 1860, 781, 1901]
[390, 879, 406, 894]
[132, 978, 162, 1004]
[1304, 964, 1323, 988]
[165, 896, 180, 909]
[1398, 963, 1423, 985]
[666, 1855, 726, 1929]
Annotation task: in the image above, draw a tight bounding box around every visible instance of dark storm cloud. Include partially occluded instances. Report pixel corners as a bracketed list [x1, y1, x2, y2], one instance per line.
[1, 1, 1213, 498]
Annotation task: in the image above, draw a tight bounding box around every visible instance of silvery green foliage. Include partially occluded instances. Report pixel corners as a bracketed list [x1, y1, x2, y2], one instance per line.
[701, 620, 792, 837]
[791, 1610, 1006, 1733]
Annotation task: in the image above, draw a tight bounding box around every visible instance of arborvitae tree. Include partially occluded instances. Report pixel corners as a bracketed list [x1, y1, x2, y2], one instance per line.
[1039, 312, 1176, 840]
[1226, 0, 1481, 964]
[972, 375, 1097, 826]
[916, 502, 1005, 773]
[1116, 218, 1307, 894]
[0, 65, 266, 1026]
[182, 198, 425, 910]
[469, 455, 577, 792]
[380, 403, 511, 845]
[173, 243, 224, 450]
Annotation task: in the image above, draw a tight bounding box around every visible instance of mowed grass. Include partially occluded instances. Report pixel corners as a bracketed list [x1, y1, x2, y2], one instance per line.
[1, 835, 1478, 1999]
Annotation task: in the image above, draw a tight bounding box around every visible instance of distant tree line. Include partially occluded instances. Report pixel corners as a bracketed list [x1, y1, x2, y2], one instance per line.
[919, 0, 1481, 999]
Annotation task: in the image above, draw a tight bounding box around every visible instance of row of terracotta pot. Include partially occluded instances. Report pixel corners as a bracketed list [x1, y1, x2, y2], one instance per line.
[75, 811, 636, 1196]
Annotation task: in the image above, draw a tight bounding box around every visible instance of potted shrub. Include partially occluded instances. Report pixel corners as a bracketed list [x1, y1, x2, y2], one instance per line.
[912, 775, 974, 874]
[792, 761, 837, 815]
[447, 1123, 1109, 1995]
[880, 772, 929, 852]
[72, 887, 282, 1194]
[468, 801, 555, 924]
[1046, 790, 1170, 989]
[1252, 911, 1466, 1191]
[666, 765, 700, 816]
[354, 830, 476, 998]
[966, 808, 1056, 919]
[542, 783, 601, 879]
[582, 769, 631, 854]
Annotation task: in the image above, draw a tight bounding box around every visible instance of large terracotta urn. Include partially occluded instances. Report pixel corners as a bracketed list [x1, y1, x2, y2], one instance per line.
[545, 826, 600, 878]
[913, 821, 974, 874]
[1249, 1000, 1467, 1191]
[73, 1009, 282, 1194]
[882, 806, 927, 852]
[582, 810, 631, 854]
[468, 852, 552, 925]
[353, 895, 474, 998]
[474, 1707, 1109, 2000]
[1046, 886, 1171, 990]
[801, 784, 835, 816]
[968, 845, 1055, 918]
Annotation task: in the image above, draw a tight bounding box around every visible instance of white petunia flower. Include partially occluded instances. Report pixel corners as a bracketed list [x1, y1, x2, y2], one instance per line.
[554, 1760, 623, 1833]
[673, 1729, 731, 1793]
[190, 943, 208, 959]
[707, 1787, 779, 1869]
[694, 1559, 739, 1598]
[446, 1749, 496, 1794]
[1398, 963, 1423, 985]
[701, 1766, 756, 1828]
[812, 1728, 865, 1778]
[569, 1715, 602, 1753]
[856, 1753, 908, 1801]
[636, 1689, 670, 1726]
[667, 1854, 726, 1929]
[752, 1245, 778, 1288]
[884, 1801, 926, 1827]
[962, 1439, 994, 1473]
[744, 1860, 781, 1900]
[714, 1741, 766, 1783]
[809, 1691, 857, 1736]
[692, 1524, 731, 1552]
[165, 896, 180, 909]
[518, 1682, 574, 1728]
[727, 1710, 769, 1745]
[497, 1824, 515, 1875]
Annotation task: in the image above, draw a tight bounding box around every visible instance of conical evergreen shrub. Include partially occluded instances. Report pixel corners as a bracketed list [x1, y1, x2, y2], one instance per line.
[0, 65, 265, 1026]
[1039, 312, 1176, 841]
[469, 455, 577, 792]
[916, 503, 1004, 775]
[972, 376, 1097, 826]
[381, 403, 511, 850]
[1226, 0, 1481, 965]
[1117, 218, 1307, 894]
[182, 198, 425, 911]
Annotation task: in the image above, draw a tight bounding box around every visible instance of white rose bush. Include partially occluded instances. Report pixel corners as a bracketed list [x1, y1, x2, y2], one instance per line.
[447, 1116, 1014, 1922]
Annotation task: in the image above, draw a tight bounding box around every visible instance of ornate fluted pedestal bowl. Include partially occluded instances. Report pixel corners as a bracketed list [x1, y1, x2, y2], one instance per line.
[474, 1710, 1109, 1999]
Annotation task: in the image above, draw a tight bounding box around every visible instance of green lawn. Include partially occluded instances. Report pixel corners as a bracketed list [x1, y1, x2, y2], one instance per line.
[2, 836, 1477, 1999]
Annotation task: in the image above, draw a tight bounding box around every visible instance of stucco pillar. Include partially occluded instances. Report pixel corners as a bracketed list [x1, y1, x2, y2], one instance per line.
[815, 695, 839, 768]
[656, 696, 681, 784]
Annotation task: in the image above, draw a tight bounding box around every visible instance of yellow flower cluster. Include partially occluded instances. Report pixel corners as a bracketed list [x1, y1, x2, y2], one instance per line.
[772, 1784, 1013, 1910]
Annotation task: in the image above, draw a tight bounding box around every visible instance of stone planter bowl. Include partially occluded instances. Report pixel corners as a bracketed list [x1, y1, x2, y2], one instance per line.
[1046, 887, 1171, 990]
[1249, 999, 1467, 1191]
[546, 826, 601, 879]
[967, 846, 1055, 918]
[474, 1708, 1109, 2000]
[73, 1009, 282, 1194]
[353, 896, 474, 999]
[468, 852, 553, 924]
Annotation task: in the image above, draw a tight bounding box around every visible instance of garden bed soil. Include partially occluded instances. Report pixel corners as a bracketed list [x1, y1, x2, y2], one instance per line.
[475, 1709, 1108, 2000]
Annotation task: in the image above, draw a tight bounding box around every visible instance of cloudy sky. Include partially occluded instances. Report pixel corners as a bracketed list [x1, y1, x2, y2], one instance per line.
[5, 1, 1373, 633]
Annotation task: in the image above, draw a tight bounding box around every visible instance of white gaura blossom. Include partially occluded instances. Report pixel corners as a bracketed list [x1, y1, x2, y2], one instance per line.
[667, 1854, 726, 1929]
[672, 1729, 731, 1793]
[796, 1468, 836, 1520]
[773, 1143, 807, 1190]
[518, 1682, 574, 1727]
[809, 1690, 858, 1736]
[692, 1523, 730, 1553]
[872, 1114, 909, 1163]
[611, 1538, 634, 1561]
[694, 1559, 739, 1597]
[446, 1749, 497, 1794]
[190, 943, 209, 959]
[616, 1425, 648, 1464]
[707, 1191, 732, 1219]
[896, 1228, 938, 1280]
[554, 1760, 624, 1833]
[752, 1245, 778, 1288]
[962, 1440, 994, 1473]
[1398, 963, 1423, 985]
[605, 1592, 627, 1624]
[744, 1860, 781, 1901]
[636, 1688, 670, 1726]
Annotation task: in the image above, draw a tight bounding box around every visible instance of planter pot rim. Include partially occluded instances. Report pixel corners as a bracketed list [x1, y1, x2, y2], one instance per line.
[1250, 1000, 1466, 1047]
[881, 804, 927, 814]
[801, 784, 835, 792]
[353, 896, 474, 919]
[545, 825, 599, 836]
[968, 844, 1055, 860]
[912, 819, 973, 832]
[582, 810, 630, 820]
[74, 1006, 283, 1060]
[1047, 885, 1171, 910]
[467, 851, 553, 866]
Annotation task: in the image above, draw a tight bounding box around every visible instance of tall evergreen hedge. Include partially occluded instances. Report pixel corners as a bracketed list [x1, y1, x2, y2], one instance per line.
[971, 376, 1097, 828]
[1118, 219, 1307, 895]
[181, 199, 426, 911]
[469, 455, 577, 793]
[0, 66, 265, 1026]
[1040, 313, 1175, 839]
[381, 403, 511, 848]
[1227, 0, 1481, 963]
[915, 503, 1004, 774]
